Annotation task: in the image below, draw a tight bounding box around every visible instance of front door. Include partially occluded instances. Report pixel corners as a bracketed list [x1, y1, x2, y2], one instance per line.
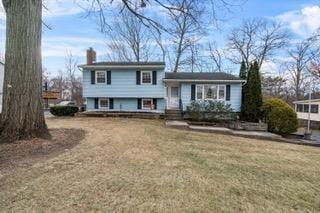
[168, 87, 180, 109]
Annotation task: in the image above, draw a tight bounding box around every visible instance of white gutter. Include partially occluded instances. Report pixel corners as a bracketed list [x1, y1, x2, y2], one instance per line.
[163, 79, 246, 83]
[78, 65, 165, 70]
[293, 99, 320, 104]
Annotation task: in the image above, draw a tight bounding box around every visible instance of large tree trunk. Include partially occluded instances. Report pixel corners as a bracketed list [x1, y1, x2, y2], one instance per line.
[0, 0, 49, 143]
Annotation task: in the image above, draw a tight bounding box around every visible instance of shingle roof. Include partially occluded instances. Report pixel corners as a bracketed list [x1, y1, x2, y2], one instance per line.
[165, 72, 243, 81]
[82, 61, 165, 66]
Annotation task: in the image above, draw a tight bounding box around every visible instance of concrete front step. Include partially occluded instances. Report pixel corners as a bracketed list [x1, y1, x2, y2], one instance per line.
[165, 109, 183, 120]
[166, 117, 183, 120]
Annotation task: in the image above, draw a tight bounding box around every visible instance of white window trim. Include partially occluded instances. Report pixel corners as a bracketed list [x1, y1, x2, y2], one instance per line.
[141, 71, 152, 84]
[195, 84, 226, 101]
[96, 71, 107, 84]
[99, 98, 109, 109]
[142, 98, 153, 110]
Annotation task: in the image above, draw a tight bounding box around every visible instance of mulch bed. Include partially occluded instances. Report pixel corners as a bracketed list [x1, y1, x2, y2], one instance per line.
[0, 128, 86, 171]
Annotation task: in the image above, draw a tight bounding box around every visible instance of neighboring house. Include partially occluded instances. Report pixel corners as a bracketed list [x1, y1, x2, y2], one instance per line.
[79, 48, 245, 114]
[293, 99, 320, 129]
[0, 60, 4, 112]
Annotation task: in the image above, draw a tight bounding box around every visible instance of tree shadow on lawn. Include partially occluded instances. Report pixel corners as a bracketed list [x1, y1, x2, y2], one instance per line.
[0, 128, 86, 171]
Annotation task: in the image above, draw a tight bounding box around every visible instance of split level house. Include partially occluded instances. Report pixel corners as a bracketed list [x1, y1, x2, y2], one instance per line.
[79, 48, 245, 116]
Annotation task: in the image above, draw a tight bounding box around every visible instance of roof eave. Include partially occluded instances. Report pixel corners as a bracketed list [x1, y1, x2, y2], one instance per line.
[78, 64, 165, 70]
[293, 99, 320, 104]
[163, 79, 246, 83]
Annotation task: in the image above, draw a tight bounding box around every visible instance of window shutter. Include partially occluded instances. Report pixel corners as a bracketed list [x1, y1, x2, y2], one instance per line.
[191, 84, 196, 100]
[153, 99, 157, 110]
[226, 85, 231, 101]
[91, 71, 95, 84]
[109, 98, 114, 109]
[152, 71, 157, 85]
[136, 71, 141, 85]
[137, 98, 142, 109]
[94, 98, 99, 109]
[107, 71, 111, 85]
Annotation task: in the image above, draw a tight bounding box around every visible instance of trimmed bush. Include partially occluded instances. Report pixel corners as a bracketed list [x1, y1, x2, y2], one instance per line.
[50, 106, 79, 116]
[186, 100, 236, 121]
[261, 98, 298, 135]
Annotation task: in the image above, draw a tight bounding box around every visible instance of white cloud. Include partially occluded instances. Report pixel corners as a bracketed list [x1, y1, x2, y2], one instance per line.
[43, 0, 84, 18]
[0, 0, 85, 20]
[261, 61, 279, 75]
[276, 5, 320, 37]
[42, 36, 106, 57]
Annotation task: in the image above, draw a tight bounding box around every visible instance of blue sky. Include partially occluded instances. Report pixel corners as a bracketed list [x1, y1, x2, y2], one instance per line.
[0, 0, 320, 76]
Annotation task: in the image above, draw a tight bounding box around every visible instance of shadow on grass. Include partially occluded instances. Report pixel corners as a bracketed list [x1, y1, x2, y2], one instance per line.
[0, 128, 86, 171]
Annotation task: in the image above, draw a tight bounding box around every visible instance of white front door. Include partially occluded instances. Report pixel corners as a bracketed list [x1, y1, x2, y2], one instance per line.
[168, 87, 180, 109]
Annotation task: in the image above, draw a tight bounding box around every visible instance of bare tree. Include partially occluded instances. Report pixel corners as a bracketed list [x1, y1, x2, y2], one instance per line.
[285, 37, 320, 100]
[88, 0, 243, 71]
[50, 70, 65, 100]
[262, 75, 287, 99]
[207, 42, 224, 72]
[227, 19, 289, 69]
[180, 40, 205, 72]
[64, 53, 83, 104]
[104, 10, 154, 62]
[151, 30, 167, 62]
[166, 0, 206, 72]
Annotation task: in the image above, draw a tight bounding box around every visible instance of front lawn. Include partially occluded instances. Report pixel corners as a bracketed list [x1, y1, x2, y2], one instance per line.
[1, 117, 320, 212]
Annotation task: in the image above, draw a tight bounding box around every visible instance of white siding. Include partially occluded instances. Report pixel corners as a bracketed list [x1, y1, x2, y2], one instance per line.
[295, 101, 320, 122]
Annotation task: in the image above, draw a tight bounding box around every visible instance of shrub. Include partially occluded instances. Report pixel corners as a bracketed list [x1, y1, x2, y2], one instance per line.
[50, 106, 79, 116]
[261, 98, 298, 135]
[186, 100, 235, 121]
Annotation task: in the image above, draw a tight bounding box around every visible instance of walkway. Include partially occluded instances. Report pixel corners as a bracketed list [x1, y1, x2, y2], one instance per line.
[166, 120, 320, 147]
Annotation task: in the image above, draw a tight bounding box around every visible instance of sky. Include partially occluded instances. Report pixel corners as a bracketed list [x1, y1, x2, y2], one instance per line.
[0, 0, 320, 77]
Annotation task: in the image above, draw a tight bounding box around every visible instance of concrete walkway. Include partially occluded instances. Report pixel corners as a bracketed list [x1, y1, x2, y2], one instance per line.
[166, 120, 320, 147]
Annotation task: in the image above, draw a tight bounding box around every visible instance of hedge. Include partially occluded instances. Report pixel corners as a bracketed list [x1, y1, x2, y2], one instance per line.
[261, 98, 298, 135]
[50, 106, 79, 116]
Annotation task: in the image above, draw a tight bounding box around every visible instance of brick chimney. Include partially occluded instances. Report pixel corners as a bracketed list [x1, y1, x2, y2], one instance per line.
[86, 47, 96, 65]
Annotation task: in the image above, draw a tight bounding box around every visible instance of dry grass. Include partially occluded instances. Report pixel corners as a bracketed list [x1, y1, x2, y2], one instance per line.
[1, 117, 320, 212]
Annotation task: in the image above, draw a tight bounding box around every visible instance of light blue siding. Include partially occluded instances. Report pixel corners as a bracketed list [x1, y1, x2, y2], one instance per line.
[86, 98, 165, 112]
[180, 82, 242, 112]
[83, 69, 165, 98]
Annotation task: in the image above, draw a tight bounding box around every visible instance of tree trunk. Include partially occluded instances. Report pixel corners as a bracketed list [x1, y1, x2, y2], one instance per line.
[0, 0, 49, 143]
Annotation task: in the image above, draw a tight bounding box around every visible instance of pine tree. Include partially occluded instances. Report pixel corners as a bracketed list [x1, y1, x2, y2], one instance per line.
[239, 60, 247, 79]
[241, 61, 262, 122]
[239, 60, 247, 118]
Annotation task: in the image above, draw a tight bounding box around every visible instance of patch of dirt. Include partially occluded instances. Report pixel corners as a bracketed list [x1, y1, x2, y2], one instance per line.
[0, 128, 85, 171]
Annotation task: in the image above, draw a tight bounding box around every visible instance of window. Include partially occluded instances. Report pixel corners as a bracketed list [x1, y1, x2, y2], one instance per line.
[141, 71, 152, 84]
[297, 104, 303, 112]
[218, 86, 225, 100]
[142, 99, 153, 110]
[196, 85, 203, 100]
[196, 84, 225, 101]
[96, 71, 106, 84]
[311, 104, 319, 113]
[171, 87, 179, 97]
[99, 99, 109, 109]
[303, 104, 309, 113]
